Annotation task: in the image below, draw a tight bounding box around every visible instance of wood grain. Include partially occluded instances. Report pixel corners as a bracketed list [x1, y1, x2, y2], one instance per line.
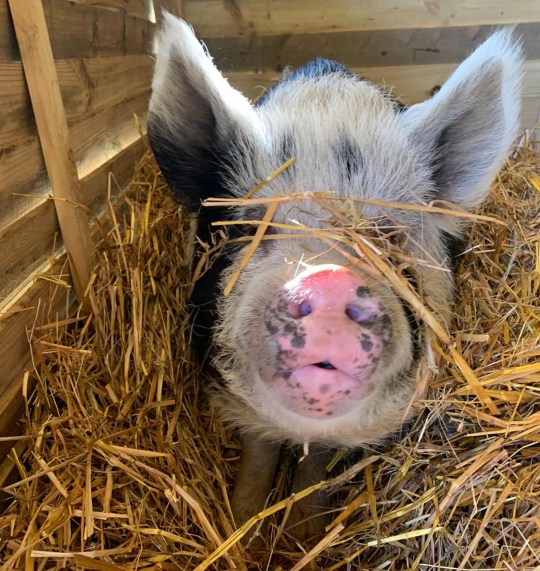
[1, 0, 155, 61]
[205, 23, 540, 72]
[68, 0, 153, 20]
[0, 0, 18, 60]
[0, 138, 145, 455]
[183, 0, 540, 38]
[0, 55, 153, 150]
[0, 96, 148, 310]
[9, 0, 95, 301]
[0, 92, 149, 233]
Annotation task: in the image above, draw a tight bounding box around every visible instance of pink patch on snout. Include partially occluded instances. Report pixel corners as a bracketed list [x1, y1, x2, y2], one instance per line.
[277, 366, 373, 419]
[262, 265, 392, 419]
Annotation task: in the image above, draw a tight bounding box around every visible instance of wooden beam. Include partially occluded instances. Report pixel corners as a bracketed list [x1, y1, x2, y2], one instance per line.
[0, 0, 18, 60]
[1, 0, 155, 61]
[8, 0, 95, 301]
[183, 0, 540, 38]
[67, 0, 154, 20]
[0, 91, 149, 236]
[0, 93, 148, 303]
[1, 55, 153, 153]
[205, 23, 540, 72]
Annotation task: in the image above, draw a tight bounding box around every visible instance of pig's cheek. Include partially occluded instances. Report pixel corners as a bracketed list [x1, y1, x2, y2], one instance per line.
[263, 325, 305, 381]
[370, 308, 394, 339]
[363, 312, 394, 347]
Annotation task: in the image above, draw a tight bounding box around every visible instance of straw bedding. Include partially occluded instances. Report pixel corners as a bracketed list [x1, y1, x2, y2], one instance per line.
[0, 140, 539, 570]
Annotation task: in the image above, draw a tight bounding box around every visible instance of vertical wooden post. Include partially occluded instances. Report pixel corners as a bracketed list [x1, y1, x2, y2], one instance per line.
[8, 0, 95, 302]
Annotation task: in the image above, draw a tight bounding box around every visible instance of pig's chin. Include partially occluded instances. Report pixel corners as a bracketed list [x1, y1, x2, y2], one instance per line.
[260, 366, 374, 420]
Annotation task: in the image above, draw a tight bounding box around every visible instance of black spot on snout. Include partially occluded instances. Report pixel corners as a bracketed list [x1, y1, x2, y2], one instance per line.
[356, 286, 371, 298]
[265, 320, 279, 335]
[360, 338, 374, 352]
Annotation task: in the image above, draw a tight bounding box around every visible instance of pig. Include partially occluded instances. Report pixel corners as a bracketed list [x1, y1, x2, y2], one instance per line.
[148, 14, 523, 539]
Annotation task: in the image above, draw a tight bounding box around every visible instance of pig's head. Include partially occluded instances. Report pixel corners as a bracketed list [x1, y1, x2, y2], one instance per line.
[148, 15, 522, 446]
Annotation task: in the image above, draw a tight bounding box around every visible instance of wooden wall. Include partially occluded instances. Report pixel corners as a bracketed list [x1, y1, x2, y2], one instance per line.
[0, 0, 174, 466]
[190, 1, 540, 132]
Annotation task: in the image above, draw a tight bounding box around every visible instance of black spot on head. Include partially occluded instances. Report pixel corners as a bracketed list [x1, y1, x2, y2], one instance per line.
[255, 58, 357, 107]
[291, 335, 306, 348]
[335, 139, 363, 179]
[280, 132, 296, 164]
[281, 58, 355, 82]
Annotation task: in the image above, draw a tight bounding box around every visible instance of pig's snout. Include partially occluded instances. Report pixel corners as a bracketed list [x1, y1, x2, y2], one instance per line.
[262, 265, 393, 419]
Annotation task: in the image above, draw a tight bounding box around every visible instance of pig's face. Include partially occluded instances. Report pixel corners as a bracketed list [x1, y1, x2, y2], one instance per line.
[148, 16, 522, 447]
[214, 241, 418, 445]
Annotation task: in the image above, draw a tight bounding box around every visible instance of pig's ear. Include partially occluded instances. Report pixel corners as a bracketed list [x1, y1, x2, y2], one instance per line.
[148, 13, 263, 211]
[400, 30, 523, 210]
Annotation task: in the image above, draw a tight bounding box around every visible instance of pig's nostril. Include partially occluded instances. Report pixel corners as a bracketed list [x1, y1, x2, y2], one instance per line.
[288, 299, 313, 318]
[299, 300, 312, 317]
[345, 304, 377, 324]
[314, 360, 337, 370]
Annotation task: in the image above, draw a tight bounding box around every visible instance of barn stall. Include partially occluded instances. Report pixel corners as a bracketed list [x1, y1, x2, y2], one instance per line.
[0, 1, 539, 569]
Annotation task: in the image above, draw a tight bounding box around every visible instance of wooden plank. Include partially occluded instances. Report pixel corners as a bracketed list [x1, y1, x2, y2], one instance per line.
[0, 136, 49, 235]
[0, 134, 146, 305]
[183, 0, 540, 38]
[206, 23, 540, 72]
[522, 97, 540, 135]
[0, 138, 145, 462]
[0, 201, 60, 306]
[0, 102, 147, 292]
[9, 0, 96, 301]
[0, 94, 148, 307]
[68, 0, 153, 20]
[0, 0, 18, 60]
[1, 0, 155, 61]
[71, 92, 149, 180]
[0, 55, 153, 149]
[80, 137, 147, 214]
[0, 92, 149, 234]
[43, 0, 156, 59]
